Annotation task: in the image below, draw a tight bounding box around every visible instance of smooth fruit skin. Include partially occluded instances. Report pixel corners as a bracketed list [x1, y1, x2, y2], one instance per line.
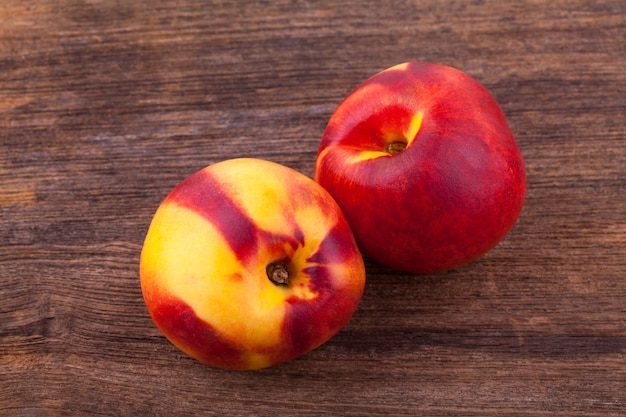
[315, 62, 526, 273]
[140, 158, 365, 370]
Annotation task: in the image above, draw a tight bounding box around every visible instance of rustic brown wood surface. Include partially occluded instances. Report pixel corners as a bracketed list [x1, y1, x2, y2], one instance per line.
[1, 0, 625, 415]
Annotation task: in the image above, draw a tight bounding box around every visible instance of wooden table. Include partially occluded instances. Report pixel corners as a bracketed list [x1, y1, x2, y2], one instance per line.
[1, 1, 624, 415]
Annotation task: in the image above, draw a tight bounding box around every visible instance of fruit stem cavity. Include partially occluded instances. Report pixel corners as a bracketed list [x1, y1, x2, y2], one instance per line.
[267, 262, 290, 286]
[386, 141, 407, 155]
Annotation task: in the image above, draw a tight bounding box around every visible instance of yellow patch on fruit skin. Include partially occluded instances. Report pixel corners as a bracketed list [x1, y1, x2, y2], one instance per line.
[404, 111, 424, 145]
[207, 160, 296, 238]
[242, 352, 273, 370]
[346, 150, 391, 164]
[140, 202, 286, 354]
[317, 145, 388, 166]
[388, 62, 411, 72]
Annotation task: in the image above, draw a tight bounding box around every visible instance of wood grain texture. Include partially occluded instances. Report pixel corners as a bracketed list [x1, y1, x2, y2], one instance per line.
[1, 0, 624, 415]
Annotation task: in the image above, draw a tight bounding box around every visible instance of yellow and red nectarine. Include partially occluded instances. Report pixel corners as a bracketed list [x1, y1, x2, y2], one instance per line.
[140, 158, 365, 370]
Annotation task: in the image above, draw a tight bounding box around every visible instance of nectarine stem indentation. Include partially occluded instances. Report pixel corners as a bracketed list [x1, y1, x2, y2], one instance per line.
[386, 141, 407, 155]
[267, 262, 290, 286]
